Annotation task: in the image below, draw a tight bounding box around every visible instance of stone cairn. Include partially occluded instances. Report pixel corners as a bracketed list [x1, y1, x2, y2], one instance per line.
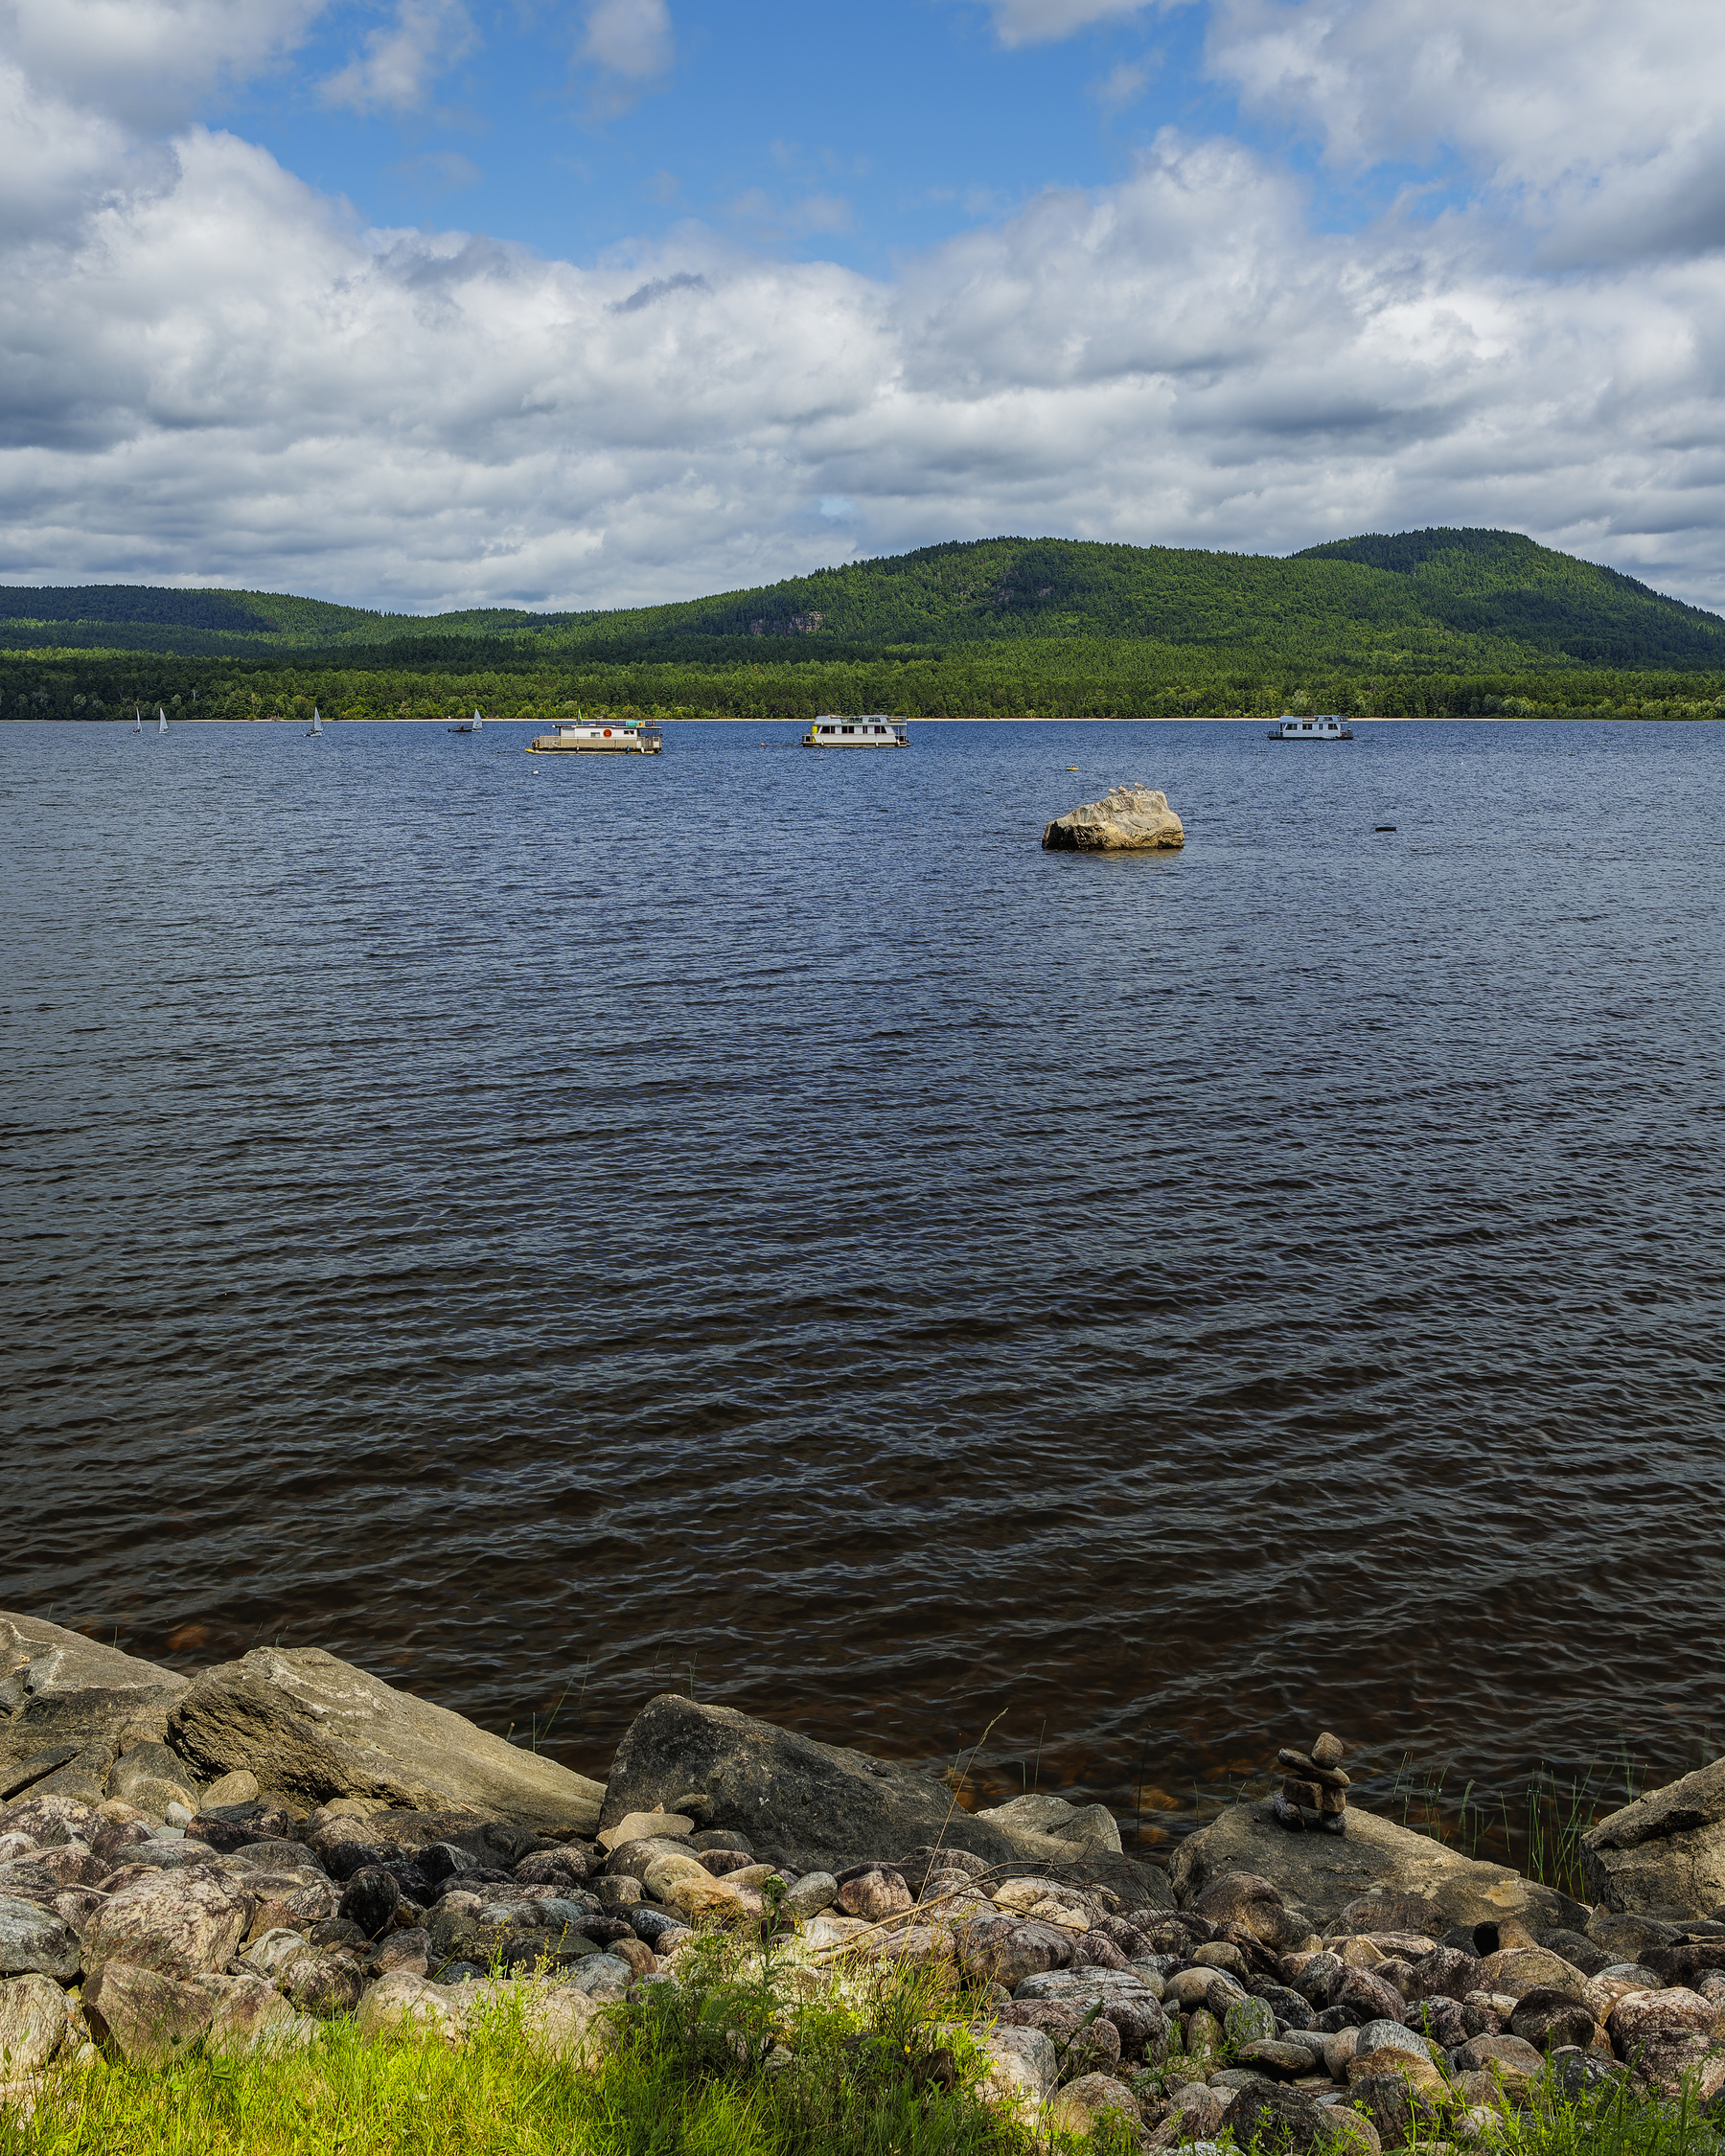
[1272, 1730, 1349, 1834]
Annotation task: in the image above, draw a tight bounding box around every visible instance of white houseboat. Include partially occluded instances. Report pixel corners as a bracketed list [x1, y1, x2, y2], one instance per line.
[526, 717, 662, 755]
[1267, 714, 1353, 740]
[801, 715, 908, 747]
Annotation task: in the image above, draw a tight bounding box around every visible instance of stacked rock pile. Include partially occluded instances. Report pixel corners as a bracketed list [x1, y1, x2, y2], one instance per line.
[1274, 1732, 1350, 1835]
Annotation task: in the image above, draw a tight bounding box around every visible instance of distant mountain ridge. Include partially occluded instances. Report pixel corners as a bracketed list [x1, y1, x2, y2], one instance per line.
[3, 529, 1722, 672]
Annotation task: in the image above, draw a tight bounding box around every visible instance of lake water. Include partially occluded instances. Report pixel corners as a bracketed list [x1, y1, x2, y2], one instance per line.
[4, 715, 1722, 1856]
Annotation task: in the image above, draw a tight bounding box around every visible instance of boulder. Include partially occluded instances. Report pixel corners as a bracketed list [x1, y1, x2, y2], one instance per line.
[599, 1694, 1028, 1874]
[597, 1811, 691, 1853]
[1510, 1992, 1596, 2052]
[1191, 1871, 1315, 1953]
[1171, 1800, 1584, 1932]
[992, 1876, 1092, 1929]
[279, 1946, 366, 2017]
[515, 1982, 605, 2063]
[971, 2024, 1057, 2111]
[0, 1616, 188, 1799]
[307, 1806, 535, 1875]
[1346, 2044, 1448, 2100]
[198, 1973, 300, 2055]
[1225, 2080, 1348, 2156]
[106, 1742, 201, 1821]
[993, 2000, 1121, 2079]
[0, 1895, 81, 1980]
[835, 1867, 912, 1921]
[356, 1971, 461, 2043]
[1453, 2030, 1544, 2096]
[975, 1793, 1123, 1857]
[0, 1974, 69, 2076]
[1042, 785, 1184, 853]
[783, 1871, 838, 1920]
[168, 1648, 604, 1837]
[236, 1867, 337, 1935]
[1474, 1946, 1588, 2003]
[1347, 2071, 1445, 2151]
[1046, 2071, 1141, 2135]
[955, 1915, 1076, 1990]
[201, 1772, 261, 1810]
[82, 1867, 256, 1979]
[1581, 1756, 1725, 1915]
[82, 1963, 217, 2062]
[1014, 1970, 1170, 2058]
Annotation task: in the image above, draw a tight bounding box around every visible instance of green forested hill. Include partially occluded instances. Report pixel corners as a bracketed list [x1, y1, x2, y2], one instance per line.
[5, 530, 1725, 720]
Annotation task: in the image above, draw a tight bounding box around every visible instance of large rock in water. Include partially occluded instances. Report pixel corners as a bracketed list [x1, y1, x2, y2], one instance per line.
[1581, 1755, 1725, 1914]
[605, 1695, 1173, 1903]
[1041, 785, 1184, 852]
[168, 1648, 603, 1836]
[603, 1695, 1025, 1872]
[0, 1614, 188, 1801]
[1171, 1800, 1586, 1931]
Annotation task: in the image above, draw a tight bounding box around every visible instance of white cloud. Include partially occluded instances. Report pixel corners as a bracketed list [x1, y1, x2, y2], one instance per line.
[0, 0, 330, 126]
[580, 0, 673, 80]
[1207, 0, 1725, 264]
[321, 0, 473, 112]
[4, 0, 1725, 616]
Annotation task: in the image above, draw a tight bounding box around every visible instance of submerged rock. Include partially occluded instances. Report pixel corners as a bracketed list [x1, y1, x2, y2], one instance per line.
[1042, 784, 1184, 852]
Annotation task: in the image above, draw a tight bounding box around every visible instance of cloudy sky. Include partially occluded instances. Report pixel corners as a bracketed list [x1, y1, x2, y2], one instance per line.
[4, 0, 1725, 612]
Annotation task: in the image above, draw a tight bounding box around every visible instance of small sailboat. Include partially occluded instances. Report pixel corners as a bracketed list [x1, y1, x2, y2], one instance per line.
[157, 706, 168, 735]
[308, 707, 323, 738]
[133, 707, 142, 735]
[448, 708, 484, 735]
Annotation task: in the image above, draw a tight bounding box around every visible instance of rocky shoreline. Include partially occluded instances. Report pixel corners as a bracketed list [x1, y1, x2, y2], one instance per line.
[4, 1612, 1725, 2146]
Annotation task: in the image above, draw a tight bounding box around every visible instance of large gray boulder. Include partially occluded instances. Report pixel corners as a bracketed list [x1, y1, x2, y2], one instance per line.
[602, 1695, 1024, 1873]
[168, 1647, 604, 1837]
[0, 1894, 82, 1981]
[1581, 1755, 1725, 1915]
[1042, 785, 1184, 852]
[1170, 1800, 1586, 1931]
[600, 1694, 1167, 1912]
[82, 1866, 257, 1980]
[0, 1614, 188, 1801]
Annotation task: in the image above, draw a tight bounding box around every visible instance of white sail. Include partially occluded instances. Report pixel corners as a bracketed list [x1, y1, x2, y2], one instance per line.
[157, 706, 168, 734]
[133, 707, 142, 733]
[473, 709, 483, 731]
[310, 707, 323, 735]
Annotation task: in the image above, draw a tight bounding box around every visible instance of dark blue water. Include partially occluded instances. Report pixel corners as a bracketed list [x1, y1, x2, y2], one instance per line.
[4, 717, 1722, 1849]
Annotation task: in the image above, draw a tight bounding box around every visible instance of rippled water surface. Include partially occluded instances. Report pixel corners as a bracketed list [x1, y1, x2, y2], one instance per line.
[5, 716, 1723, 1848]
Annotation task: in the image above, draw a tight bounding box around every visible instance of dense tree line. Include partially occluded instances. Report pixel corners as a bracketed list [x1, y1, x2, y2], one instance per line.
[6, 646, 1723, 723]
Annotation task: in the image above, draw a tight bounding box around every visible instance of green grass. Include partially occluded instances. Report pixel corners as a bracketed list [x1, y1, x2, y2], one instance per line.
[1477, 2077, 1725, 2156]
[9, 1935, 1723, 2156]
[2, 1944, 1048, 2156]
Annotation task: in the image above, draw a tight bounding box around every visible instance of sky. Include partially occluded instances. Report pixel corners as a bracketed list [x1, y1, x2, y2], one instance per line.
[4, 0, 1725, 614]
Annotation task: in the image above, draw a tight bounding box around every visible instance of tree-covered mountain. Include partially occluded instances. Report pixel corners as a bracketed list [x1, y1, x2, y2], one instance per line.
[4, 529, 1723, 672]
[5, 531, 1725, 722]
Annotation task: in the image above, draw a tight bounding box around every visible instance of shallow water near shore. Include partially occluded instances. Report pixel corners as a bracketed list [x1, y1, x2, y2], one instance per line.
[4, 715, 1723, 1860]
